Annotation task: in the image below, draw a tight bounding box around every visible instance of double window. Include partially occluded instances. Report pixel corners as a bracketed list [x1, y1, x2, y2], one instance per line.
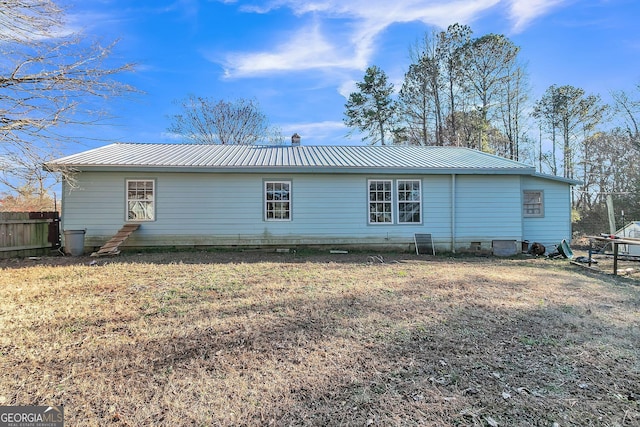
[523, 190, 544, 217]
[368, 179, 421, 224]
[265, 181, 291, 221]
[127, 179, 155, 221]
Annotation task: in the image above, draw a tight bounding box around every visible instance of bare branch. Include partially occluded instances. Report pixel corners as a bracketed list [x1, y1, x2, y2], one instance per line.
[168, 96, 277, 145]
[611, 89, 640, 150]
[0, 0, 62, 42]
[0, 0, 136, 201]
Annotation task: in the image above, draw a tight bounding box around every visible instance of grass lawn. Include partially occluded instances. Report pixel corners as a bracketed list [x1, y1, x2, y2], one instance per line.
[0, 250, 639, 426]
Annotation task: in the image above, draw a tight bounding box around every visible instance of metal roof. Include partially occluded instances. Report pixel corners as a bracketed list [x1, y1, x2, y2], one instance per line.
[46, 143, 538, 175]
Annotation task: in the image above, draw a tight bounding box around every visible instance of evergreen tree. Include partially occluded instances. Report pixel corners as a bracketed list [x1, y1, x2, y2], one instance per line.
[344, 66, 399, 145]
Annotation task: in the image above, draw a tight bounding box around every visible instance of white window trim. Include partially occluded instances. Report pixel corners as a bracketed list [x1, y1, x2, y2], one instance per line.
[368, 179, 394, 224]
[126, 179, 155, 222]
[523, 189, 544, 218]
[397, 179, 422, 224]
[264, 180, 292, 222]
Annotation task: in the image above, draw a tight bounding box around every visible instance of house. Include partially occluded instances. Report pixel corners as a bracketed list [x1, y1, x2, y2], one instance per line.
[45, 142, 579, 254]
[615, 221, 640, 256]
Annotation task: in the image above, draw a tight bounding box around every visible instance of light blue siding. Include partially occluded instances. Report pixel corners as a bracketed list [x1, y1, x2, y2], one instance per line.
[453, 175, 523, 251]
[422, 175, 453, 248]
[61, 171, 573, 252]
[522, 176, 573, 249]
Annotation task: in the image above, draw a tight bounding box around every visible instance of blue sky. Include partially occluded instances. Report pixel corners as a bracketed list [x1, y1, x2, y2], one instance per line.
[67, 0, 640, 149]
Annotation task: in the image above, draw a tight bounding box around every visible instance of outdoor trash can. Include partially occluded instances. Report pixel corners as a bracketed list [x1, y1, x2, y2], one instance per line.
[63, 229, 86, 256]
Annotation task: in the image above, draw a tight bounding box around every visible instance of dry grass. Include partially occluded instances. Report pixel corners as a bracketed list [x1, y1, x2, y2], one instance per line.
[0, 250, 639, 426]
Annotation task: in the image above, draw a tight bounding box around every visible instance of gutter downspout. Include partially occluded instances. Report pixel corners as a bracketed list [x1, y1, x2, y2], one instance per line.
[451, 174, 456, 253]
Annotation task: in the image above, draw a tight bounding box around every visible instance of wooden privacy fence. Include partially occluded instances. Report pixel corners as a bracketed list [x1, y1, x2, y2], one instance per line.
[0, 212, 60, 258]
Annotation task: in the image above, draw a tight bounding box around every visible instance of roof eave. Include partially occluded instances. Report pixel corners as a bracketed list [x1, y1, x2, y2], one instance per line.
[531, 172, 582, 185]
[46, 164, 536, 175]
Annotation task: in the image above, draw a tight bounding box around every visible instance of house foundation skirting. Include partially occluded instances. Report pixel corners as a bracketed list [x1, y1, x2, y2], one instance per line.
[83, 234, 524, 254]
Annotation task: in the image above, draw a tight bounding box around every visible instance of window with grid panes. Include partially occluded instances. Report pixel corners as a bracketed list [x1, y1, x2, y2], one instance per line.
[127, 180, 155, 221]
[368, 180, 392, 223]
[523, 190, 544, 217]
[265, 181, 291, 221]
[397, 180, 421, 223]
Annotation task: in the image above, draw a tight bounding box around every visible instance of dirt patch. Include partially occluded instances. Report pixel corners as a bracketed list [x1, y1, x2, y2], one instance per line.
[0, 250, 638, 426]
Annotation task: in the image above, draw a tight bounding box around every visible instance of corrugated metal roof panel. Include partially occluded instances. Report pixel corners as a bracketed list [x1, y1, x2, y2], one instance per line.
[46, 143, 535, 172]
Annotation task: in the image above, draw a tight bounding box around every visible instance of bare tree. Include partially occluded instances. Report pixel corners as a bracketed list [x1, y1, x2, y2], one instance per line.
[612, 86, 640, 150]
[532, 88, 561, 175]
[398, 54, 438, 145]
[461, 34, 520, 153]
[498, 62, 529, 160]
[0, 0, 61, 42]
[438, 23, 472, 146]
[1, 143, 52, 197]
[0, 0, 135, 196]
[399, 24, 526, 154]
[168, 95, 279, 145]
[399, 30, 445, 146]
[576, 130, 638, 208]
[533, 85, 605, 178]
[1, 39, 135, 146]
[0, 182, 56, 211]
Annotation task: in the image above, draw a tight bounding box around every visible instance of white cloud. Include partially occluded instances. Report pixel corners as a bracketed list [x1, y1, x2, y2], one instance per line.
[508, 0, 568, 32]
[217, 0, 504, 78]
[216, 0, 568, 78]
[247, 0, 499, 25]
[220, 21, 369, 77]
[283, 120, 345, 134]
[280, 120, 348, 144]
[338, 80, 357, 99]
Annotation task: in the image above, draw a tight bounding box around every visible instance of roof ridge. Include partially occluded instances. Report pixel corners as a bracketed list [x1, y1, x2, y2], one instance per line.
[45, 143, 540, 174]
